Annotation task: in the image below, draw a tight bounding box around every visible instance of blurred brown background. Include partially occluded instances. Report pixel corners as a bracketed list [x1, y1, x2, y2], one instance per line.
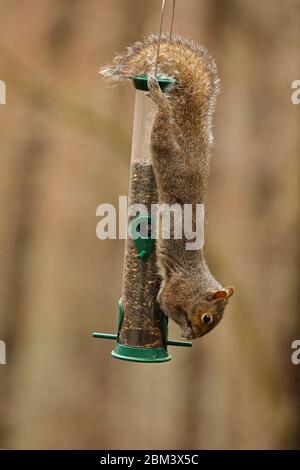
[0, 0, 299, 449]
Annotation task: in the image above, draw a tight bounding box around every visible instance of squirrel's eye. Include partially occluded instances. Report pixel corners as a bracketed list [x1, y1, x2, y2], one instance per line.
[201, 313, 213, 325]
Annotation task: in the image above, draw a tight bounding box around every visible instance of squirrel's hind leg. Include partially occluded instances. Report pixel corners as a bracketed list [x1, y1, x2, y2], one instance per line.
[147, 73, 168, 108]
[147, 74, 180, 157]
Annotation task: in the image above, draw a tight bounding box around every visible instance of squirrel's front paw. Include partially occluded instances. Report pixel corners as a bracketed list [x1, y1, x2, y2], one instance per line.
[181, 326, 194, 341]
[147, 73, 165, 106]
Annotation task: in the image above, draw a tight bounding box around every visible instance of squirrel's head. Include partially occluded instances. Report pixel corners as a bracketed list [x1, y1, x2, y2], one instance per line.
[187, 287, 235, 338]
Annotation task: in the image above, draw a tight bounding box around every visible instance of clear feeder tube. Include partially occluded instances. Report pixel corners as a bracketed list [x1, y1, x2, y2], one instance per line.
[118, 85, 167, 350]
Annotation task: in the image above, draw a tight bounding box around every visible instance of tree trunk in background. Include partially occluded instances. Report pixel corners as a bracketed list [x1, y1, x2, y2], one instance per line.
[0, 96, 48, 445]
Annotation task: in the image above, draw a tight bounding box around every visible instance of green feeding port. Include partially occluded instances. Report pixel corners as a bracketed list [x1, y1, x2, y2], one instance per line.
[131, 214, 155, 260]
[132, 74, 175, 92]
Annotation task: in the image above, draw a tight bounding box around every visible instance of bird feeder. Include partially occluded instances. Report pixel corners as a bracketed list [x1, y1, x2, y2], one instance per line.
[93, 0, 191, 362]
[93, 75, 192, 362]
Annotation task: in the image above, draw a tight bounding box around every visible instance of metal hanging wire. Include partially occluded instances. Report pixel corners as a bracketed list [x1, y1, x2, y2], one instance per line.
[169, 0, 176, 40]
[155, 0, 176, 76]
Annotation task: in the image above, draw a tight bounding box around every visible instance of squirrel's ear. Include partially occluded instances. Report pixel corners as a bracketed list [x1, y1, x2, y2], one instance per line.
[213, 290, 227, 300]
[208, 287, 235, 301]
[225, 286, 235, 298]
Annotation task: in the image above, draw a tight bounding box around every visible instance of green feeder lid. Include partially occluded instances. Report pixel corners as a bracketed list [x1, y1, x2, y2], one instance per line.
[132, 74, 175, 92]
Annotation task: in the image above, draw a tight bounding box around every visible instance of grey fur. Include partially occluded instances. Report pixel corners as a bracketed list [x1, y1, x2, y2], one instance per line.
[101, 35, 234, 339]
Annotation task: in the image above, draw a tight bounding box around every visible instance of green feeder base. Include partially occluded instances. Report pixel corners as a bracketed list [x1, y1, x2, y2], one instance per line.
[111, 342, 171, 363]
[92, 299, 192, 364]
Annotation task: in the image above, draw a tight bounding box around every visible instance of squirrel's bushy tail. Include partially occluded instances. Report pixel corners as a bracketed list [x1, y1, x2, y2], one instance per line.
[100, 34, 220, 111]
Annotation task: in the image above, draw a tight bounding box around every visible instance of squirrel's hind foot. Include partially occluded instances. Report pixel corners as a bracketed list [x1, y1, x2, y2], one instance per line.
[147, 74, 166, 107]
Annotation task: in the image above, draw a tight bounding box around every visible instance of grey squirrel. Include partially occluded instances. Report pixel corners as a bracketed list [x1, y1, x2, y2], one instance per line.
[101, 34, 234, 340]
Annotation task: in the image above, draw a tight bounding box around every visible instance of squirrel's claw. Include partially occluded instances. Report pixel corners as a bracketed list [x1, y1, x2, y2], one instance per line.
[181, 326, 194, 341]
